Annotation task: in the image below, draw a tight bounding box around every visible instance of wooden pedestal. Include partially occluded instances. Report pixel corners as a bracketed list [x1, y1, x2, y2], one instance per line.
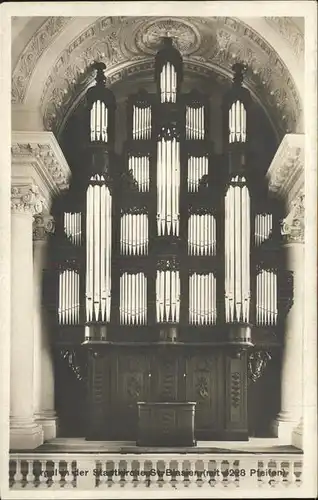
[137, 402, 196, 446]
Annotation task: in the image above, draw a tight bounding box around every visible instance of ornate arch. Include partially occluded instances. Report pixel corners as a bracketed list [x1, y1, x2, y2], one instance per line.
[12, 16, 304, 140]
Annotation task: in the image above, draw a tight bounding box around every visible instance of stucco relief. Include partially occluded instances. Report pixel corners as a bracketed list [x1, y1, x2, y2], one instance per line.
[12, 17, 72, 103]
[133, 18, 201, 55]
[265, 17, 304, 58]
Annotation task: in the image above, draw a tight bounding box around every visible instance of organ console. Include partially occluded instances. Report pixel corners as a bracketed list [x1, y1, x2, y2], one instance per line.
[54, 42, 293, 443]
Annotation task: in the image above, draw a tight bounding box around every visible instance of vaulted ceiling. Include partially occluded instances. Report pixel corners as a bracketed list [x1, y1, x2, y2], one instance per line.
[12, 16, 304, 140]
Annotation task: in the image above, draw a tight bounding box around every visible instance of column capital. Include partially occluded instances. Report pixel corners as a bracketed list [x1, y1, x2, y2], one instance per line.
[281, 191, 305, 244]
[11, 184, 44, 215]
[33, 213, 55, 241]
[266, 133, 304, 211]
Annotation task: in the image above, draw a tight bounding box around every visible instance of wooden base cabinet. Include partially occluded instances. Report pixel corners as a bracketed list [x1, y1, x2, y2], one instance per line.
[85, 345, 249, 442]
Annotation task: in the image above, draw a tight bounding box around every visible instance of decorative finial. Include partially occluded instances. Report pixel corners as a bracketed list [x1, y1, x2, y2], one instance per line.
[232, 62, 248, 86]
[162, 36, 173, 47]
[92, 61, 106, 86]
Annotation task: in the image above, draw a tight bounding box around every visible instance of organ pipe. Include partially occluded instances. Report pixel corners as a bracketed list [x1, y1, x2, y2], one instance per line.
[187, 156, 209, 192]
[157, 136, 180, 236]
[189, 273, 216, 325]
[90, 100, 108, 142]
[128, 156, 150, 192]
[132, 105, 152, 139]
[64, 212, 82, 245]
[225, 177, 250, 323]
[156, 270, 180, 323]
[229, 100, 246, 143]
[188, 214, 216, 255]
[186, 106, 205, 139]
[256, 270, 277, 325]
[85, 175, 112, 323]
[120, 272, 147, 325]
[120, 213, 148, 255]
[58, 269, 80, 325]
[255, 213, 273, 245]
[160, 62, 177, 103]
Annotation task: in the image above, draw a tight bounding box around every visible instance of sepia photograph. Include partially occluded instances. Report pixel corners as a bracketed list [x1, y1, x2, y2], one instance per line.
[0, 1, 316, 498]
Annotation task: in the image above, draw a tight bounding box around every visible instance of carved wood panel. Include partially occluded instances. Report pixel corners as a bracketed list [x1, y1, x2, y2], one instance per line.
[88, 351, 111, 437]
[150, 351, 185, 402]
[185, 351, 223, 433]
[225, 352, 248, 436]
[111, 349, 151, 438]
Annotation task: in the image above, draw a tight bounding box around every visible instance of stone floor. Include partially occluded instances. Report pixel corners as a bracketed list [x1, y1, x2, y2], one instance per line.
[27, 436, 302, 454]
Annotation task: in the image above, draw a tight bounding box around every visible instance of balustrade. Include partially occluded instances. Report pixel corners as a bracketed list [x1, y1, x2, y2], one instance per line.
[9, 453, 303, 490]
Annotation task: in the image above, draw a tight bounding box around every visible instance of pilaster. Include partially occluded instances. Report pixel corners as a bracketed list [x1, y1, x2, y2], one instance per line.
[33, 213, 59, 441]
[10, 184, 44, 449]
[267, 134, 304, 446]
[10, 131, 70, 449]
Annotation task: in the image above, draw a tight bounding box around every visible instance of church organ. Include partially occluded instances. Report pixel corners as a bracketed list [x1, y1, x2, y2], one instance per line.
[54, 41, 293, 442]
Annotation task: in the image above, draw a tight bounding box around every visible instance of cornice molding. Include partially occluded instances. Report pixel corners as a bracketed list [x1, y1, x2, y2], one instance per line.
[266, 133, 304, 211]
[11, 131, 71, 211]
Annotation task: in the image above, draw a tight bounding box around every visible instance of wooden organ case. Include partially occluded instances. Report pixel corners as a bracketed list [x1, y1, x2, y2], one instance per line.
[54, 42, 293, 443]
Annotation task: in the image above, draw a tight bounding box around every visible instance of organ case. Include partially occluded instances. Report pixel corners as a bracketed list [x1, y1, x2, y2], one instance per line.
[53, 45, 290, 443]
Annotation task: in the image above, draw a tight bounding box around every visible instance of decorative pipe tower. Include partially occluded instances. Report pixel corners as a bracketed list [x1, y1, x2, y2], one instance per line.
[223, 63, 253, 355]
[84, 62, 116, 341]
[154, 37, 183, 104]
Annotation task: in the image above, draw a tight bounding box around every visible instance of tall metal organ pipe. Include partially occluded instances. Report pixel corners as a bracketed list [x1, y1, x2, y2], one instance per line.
[132, 105, 152, 139]
[120, 213, 148, 255]
[188, 214, 216, 256]
[186, 106, 205, 139]
[160, 62, 177, 103]
[85, 175, 112, 323]
[224, 176, 250, 323]
[189, 273, 216, 325]
[58, 269, 80, 325]
[187, 156, 208, 192]
[120, 272, 147, 325]
[157, 135, 180, 236]
[255, 214, 273, 246]
[64, 212, 82, 245]
[90, 100, 108, 142]
[256, 270, 277, 325]
[229, 100, 246, 143]
[156, 270, 180, 323]
[128, 156, 150, 192]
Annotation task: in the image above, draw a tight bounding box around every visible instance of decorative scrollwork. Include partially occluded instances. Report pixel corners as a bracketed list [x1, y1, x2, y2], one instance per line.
[120, 170, 139, 192]
[121, 206, 147, 215]
[157, 256, 180, 271]
[248, 349, 271, 382]
[60, 349, 87, 382]
[196, 376, 209, 399]
[33, 214, 55, 241]
[127, 376, 141, 399]
[11, 184, 44, 215]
